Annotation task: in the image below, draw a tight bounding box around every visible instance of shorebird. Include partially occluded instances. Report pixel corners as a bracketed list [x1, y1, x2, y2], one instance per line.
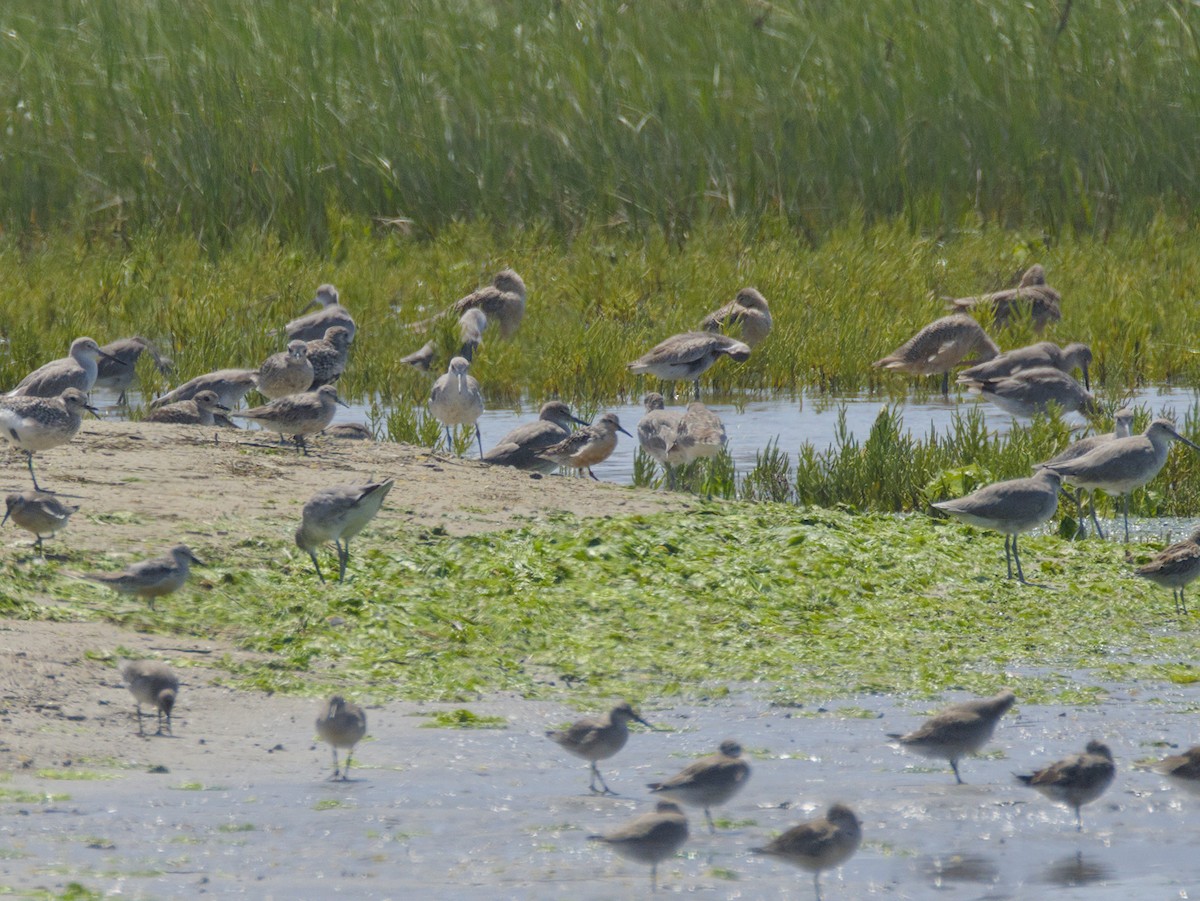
[120, 660, 179, 736]
[429, 356, 484, 457]
[2, 490, 78, 553]
[668, 401, 727, 465]
[1016, 740, 1115, 831]
[451, 269, 527, 339]
[1135, 527, 1200, 614]
[255, 340, 314, 399]
[888, 689, 1016, 783]
[588, 801, 688, 892]
[948, 264, 1062, 332]
[232, 384, 347, 453]
[316, 695, 367, 780]
[648, 739, 751, 832]
[546, 701, 652, 795]
[751, 803, 863, 901]
[958, 341, 1092, 389]
[305, 326, 353, 388]
[1153, 745, 1200, 795]
[540, 412, 631, 479]
[1038, 408, 1135, 538]
[400, 340, 435, 371]
[6, 337, 122, 398]
[151, 368, 258, 410]
[932, 469, 1062, 583]
[700, 287, 772, 347]
[1043, 418, 1200, 543]
[482, 401, 588, 472]
[965, 366, 1097, 419]
[286, 283, 357, 343]
[457, 309, 487, 362]
[873, 314, 999, 395]
[628, 332, 751, 398]
[637, 393, 683, 486]
[85, 544, 203, 610]
[295, 480, 394, 582]
[0, 388, 97, 491]
[325, 422, 373, 440]
[143, 389, 229, 426]
[95, 336, 172, 404]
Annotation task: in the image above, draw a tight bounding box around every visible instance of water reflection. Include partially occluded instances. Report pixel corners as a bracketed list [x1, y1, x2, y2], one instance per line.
[1040, 850, 1113, 887]
[924, 852, 1000, 887]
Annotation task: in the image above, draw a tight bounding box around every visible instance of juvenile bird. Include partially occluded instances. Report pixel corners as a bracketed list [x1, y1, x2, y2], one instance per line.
[85, 544, 204, 610]
[120, 660, 180, 736]
[2, 490, 79, 553]
[540, 412, 631, 480]
[588, 800, 688, 892]
[752, 803, 863, 901]
[547, 701, 652, 795]
[316, 695, 367, 780]
[1135, 527, 1200, 614]
[1016, 739, 1115, 831]
[648, 739, 750, 832]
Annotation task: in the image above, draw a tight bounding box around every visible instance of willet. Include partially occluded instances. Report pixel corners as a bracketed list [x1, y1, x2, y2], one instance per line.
[1135, 527, 1200, 614]
[932, 468, 1062, 583]
[1153, 745, 1200, 796]
[1043, 418, 1200, 542]
[627, 332, 751, 398]
[429, 356, 484, 457]
[873, 314, 999, 395]
[232, 384, 348, 454]
[400, 340, 435, 372]
[751, 803, 863, 901]
[540, 412, 631, 480]
[458, 308, 487, 362]
[295, 480, 394, 582]
[286, 283, 357, 343]
[668, 402, 727, 465]
[700, 287, 772, 347]
[2, 490, 78, 553]
[887, 689, 1016, 783]
[1016, 739, 1115, 831]
[958, 341, 1092, 389]
[151, 368, 258, 410]
[965, 366, 1097, 419]
[482, 400, 589, 472]
[588, 800, 688, 893]
[95, 336, 172, 404]
[0, 388, 97, 491]
[325, 422, 373, 441]
[648, 739, 751, 833]
[546, 701, 652, 795]
[256, 340, 314, 400]
[948, 264, 1062, 332]
[451, 269, 527, 339]
[316, 695, 367, 781]
[1038, 408, 1135, 538]
[637, 394, 683, 486]
[120, 660, 179, 736]
[6, 337, 122, 398]
[143, 389, 229, 426]
[305, 325, 353, 389]
[85, 544, 203, 610]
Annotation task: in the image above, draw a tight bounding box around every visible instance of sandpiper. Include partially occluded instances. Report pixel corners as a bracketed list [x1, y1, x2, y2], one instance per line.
[295, 480, 394, 582]
[85, 544, 203, 610]
[232, 384, 347, 453]
[700, 287, 772, 347]
[547, 701, 652, 795]
[429, 356, 484, 457]
[2, 490, 78, 553]
[966, 366, 1097, 419]
[451, 269, 527, 339]
[958, 341, 1092, 389]
[873, 313, 999, 395]
[0, 388, 97, 491]
[648, 739, 751, 832]
[143, 389, 229, 426]
[7, 336, 122, 398]
[1016, 740, 1115, 831]
[95, 336, 172, 404]
[668, 401, 727, 465]
[588, 800, 688, 892]
[1038, 408, 1135, 538]
[120, 660, 179, 736]
[752, 803, 863, 901]
[1153, 745, 1200, 796]
[932, 469, 1062, 583]
[482, 401, 589, 472]
[1135, 527, 1200, 614]
[316, 695, 367, 780]
[637, 393, 683, 485]
[151, 368, 258, 410]
[888, 689, 1016, 783]
[286, 283, 357, 343]
[305, 326, 353, 388]
[628, 332, 751, 398]
[948, 264, 1062, 332]
[256, 340, 314, 400]
[540, 412, 631, 480]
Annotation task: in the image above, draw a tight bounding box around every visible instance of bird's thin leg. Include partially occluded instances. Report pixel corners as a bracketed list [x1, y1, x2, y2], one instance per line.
[135, 702, 145, 736]
[950, 758, 963, 784]
[651, 861, 659, 893]
[1075, 806, 1083, 832]
[329, 746, 341, 780]
[1122, 495, 1131, 544]
[814, 872, 823, 901]
[1013, 534, 1026, 584]
[704, 807, 716, 833]
[591, 761, 614, 795]
[1088, 490, 1106, 540]
[666, 465, 675, 490]
[342, 748, 354, 781]
[940, 371, 950, 396]
[308, 550, 325, 584]
[475, 424, 483, 459]
[1004, 534, 1014, 580]
[25, 453, 41, 492]
[444, 427, 454, 455]
[336, 540, 348, 582]
[34, 534, 44, 555]
[692, 378, 701, 400]
[588, 468, 599, 481]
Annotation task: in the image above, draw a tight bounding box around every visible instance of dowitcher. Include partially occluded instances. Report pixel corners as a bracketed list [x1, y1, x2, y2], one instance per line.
[256, 340, 314, 400]
[451, 269, 527, 339]
[429, 356, 484, 457]
[1153, 745, 1200, 796]
[948, 264, 1062, 332]
[648, 739, 750, 832]
[588, 800, 688, 892]
[0, 388, 97, 491]
[873, 314, 999, 395]
[3, 490, 78, 553]
[295, 480, 394, 582]
[1038, 408, 1134, 538]
[958, 341, 1092, 389]
[628, 332, 751, 398]
[751, 803, 863, 901]
[1016, 740, 1115, 831]
[482, 400, 589, 472]
[888, 689, 1016, 783]
[637, 393, 683, 486]
[95, 336, 172, 404]
[966, 366, 1097, 419]
[85, 544, 203, 610]
[668, 401, 727, 465]
[286, 283, 357, 343]
[151, 368, 258, 410]
[143, 389, 229, 426]
[232, 384, 347, 454]
[700, 287, 772, 347]
[1135, 527, 1200, 614]
[547, 701, 652, 795]
[7, 337, 122, 398]
[540, 412, 631, 479]
[457, 308, 487, 362]
[932, 468, 1062, 583]
[120, 660, 179, 736]
[316, 695, 367, 781]
[1043, 418, 1200, 542]
[305, 325, 353, 389]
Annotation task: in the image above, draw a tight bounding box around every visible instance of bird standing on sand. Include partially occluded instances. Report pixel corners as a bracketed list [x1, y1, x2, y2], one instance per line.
[588, 800, 688, 892]
[316, 695, 367, 780]
[305, 326, 353, 388]
[648, 739, 750, 832]
[6, 336, 123, 398]
[3, 490, 78, 553]
[628, 332, 751, 399]
[295, 480, 394, 583]
[0, 388, 97, 491]
[547, 701, 652, 795]
[232, 384, 347, 454]
[143, 389, 229, 426]
[948, 264, 1062, 332]
[256, 341, 314, 400]
[121, 660, 180, 736]
[85, 544, 204, 610]
[1135, 527, 1200, 614]
[483, 401, 589, 472]
[540, 412, 631, 480]
[700, 287, 772, 347]
[873, 314, 999, 395]
[286, 284, 357, 343]
[888, 689, 1016, 783]
[752, 803, 863, 901]
[429, 356, 484, 457]
[1016, 740, 1115, 831]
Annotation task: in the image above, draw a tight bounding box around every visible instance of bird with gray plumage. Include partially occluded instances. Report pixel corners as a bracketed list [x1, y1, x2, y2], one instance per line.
[295, 480, 394, 583]
[1135, 527, 1200, 614]
[3, 490, 78, 553]
[316, 695, 367, 780]
[752, 803, 863, 901]
[888, 689, 1016, 784]
[547, 701, 653, 795]
[0, 388, 97, 491]
[873, 314, 999, 395]
[457, 308, 487, 362]
[628, 332, 751, 399]
[143, 389, 229, 426]
[588, 800, 688, 893]
[948, 264, 1062, 332]
[483, 401, 589, 472]
[86, 545, 203, 610]
[700, 287, 772, 347]
[429, 356, 484, 457]
[232, 384, 347, 454]
[286, 283, 357, 343]
[256, 340, 314, 400]
[95, 336, 172, 404]
[6, 337, 122, 398]
[965, 366, 1097, 419]
[120, 660, 179, 736]
[1016, 740, 1115, 832]
[451, 269, 527, 339]
[325, 422, 374, 441]
[305, 326, 353, 388]
[668, 401, 727, 466]
[958, 341, 1092, 390]
[1039, 408, 1135, 539]
[1153, 745, 1200, 796]
[151, 368, 258, 410]
[400, 340, 435, 372]
[540, 412, 631, 480]
[637, 393, 683, 486]
[648, 739, 750, 833]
